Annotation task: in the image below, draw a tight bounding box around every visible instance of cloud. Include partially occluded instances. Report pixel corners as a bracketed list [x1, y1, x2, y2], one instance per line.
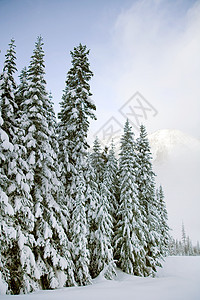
[101, 0, 200, 137]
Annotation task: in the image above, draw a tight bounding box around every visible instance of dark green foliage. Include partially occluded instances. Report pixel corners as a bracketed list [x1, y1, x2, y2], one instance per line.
[58, 43, 96, 285]
[0, 39, 18, 141]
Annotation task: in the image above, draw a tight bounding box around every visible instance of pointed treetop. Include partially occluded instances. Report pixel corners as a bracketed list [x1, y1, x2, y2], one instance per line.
[28, 36, 45, 79]
[2, 38, 17, 82]
[3, 38, 17, 74]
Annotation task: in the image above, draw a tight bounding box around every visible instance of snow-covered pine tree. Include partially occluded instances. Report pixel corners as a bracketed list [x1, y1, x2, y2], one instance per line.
[181, 222, 187, 255]
[114, 120, 147, 276]
[136, 124, 161, 276]
[58, 43, 96, 200]
[92, 172, 116, 280]
[0, 110, 16, 295]
[85, 152, 100, 246]
[85, 152, 100, 271]
[168, 236, 176, 256]
[186, 236, 194, 256]
[0, 40, 35, 294]
[69, 170, 91, 285]
[90, 137, 105, 187]
[86, 140, 116, 279]
[15, 67, 28, 112]
[105, 141, 119, 218]
[19, 36, 75, 290]
[86, 139, 105, 276]
[156, 185, 170, 257]
[1, 58, 41, 293]
[58, 44, 96, 285]
[194, 241, 200, 256]
[0, 39, 18, 143]
[46, 92, 70, 237]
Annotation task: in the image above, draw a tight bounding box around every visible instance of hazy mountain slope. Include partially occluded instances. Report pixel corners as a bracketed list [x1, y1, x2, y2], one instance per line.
[149, 129, 200, 241]
[149, 129, 200, 164]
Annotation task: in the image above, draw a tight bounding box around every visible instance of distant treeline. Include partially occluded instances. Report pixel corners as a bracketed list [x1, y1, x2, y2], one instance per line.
[169, 223, 200, 256]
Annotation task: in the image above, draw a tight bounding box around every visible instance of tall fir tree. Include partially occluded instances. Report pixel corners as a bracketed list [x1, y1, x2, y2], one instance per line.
[58, 43, 96, 197]
[19, 36, 75, 290]
[0, 39, 18, 142]
[90, 137, 105, 187]
[114, 120, 147, 276]
[85, 152, 101, 273]
[86, 139, 116, 279]
[0, 109, 16, 294]
[15, 67, 28, 111]
[94, 174, 116, 279]
[156, 185, 170, 257]
[181, 222, 187, 255]
[69, 171, 91, 285]
[58, 43, 96, 285]
[136, 124, 161, 276]
[0, 40, 36, 294]
[105, 141, 119, 218]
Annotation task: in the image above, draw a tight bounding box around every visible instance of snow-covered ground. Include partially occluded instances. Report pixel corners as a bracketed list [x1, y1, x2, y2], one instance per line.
[1, 256, 200, 300]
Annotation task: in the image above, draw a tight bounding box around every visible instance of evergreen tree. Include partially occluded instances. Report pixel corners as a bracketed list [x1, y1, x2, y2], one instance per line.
[0, 110, 15, 294]
[85, 140, 116, 279]
[186, 236, 194, 256]
[0, 39, 18, 142]
[58, 44, 96, 285]
[70, 171, 91, 285]
[136, 124, 161, 276]
[85, 153, 101, 274]
[90, 137, 105, 187]
[87, 139, 104, 277]
[95, 174, 116, 279]
[105, 141, 119, 218]
[0, 40, 37, 294]
[181, 222, 187, 255]
[168, 236, 176, 256]
[19, 36, 75, 290]
[156, 185, 170, 257]
[58, 43, 96, 198]
[114, 120, 147, 276]
[194, 241, 200, 256]
[15, 67, 28, 111]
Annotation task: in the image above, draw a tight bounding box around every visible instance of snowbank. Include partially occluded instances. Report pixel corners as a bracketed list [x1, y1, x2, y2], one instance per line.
[1, 256, 200, 300]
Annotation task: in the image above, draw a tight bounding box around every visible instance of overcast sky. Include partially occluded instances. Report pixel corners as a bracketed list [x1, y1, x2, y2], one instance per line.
[0, 0, 200, 240]
[0, 0, 199, 137]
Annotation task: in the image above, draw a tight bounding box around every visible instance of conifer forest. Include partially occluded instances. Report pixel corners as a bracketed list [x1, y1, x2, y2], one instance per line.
[0, 37, 170, 294]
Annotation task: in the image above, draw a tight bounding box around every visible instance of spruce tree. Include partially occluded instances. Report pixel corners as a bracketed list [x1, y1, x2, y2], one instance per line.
[136, 124, 161, 275]
[58, 44, 96, 285]
[0, 39, 18, 142]
[95, 175, 116, 279]
[58, 43, 96, 199]
[15, 67, 28, 111]
[0, 110, 16, 294]
[70, 171, 91, 285]
[105, 141, 119, 218]
[85, 153, 101, 273]
[181, 222, 187, 255]
[90, 137, 105, 187]
[0, 40, 36, 294]
[156, 185, 170, 257]
[114, 120, 147, 276]
[19, 36, 75, 289]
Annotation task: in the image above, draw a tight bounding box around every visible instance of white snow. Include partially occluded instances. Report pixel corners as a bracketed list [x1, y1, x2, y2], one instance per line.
[0, 256, 199, 299]
[0, 273, 7, 295]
